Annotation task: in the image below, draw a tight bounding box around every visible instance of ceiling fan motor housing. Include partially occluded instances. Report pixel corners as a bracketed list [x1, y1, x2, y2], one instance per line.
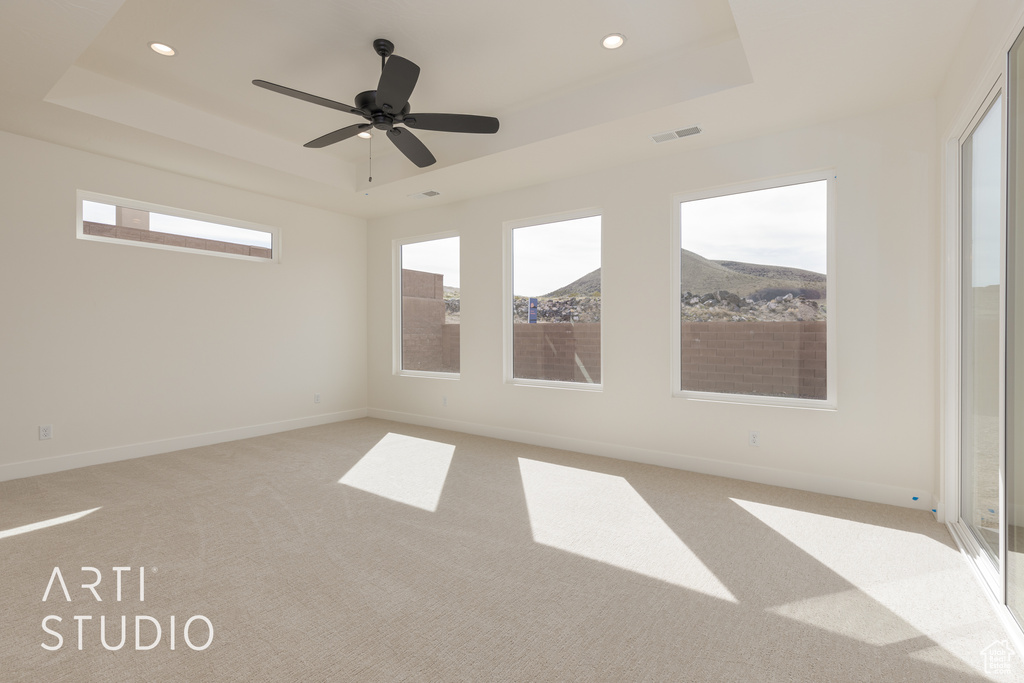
[252, 37, 498, 168]
[355, 90, 410, 130]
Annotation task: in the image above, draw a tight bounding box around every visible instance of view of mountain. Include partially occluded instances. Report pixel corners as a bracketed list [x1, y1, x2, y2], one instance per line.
[543, 268, 601, 297]
[711, 260, 825, 284]
[541, 249, 826, 300]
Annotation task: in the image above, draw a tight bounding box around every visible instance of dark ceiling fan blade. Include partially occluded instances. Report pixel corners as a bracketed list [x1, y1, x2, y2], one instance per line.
[387, 128, 435, 168]
[304, 123, 372, 148]
[252, 79, 365, 116]
[403, 113, 499, 134]
[376, 56, 420, 114]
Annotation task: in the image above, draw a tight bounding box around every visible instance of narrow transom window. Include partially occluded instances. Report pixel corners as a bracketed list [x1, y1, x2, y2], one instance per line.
[78, 192, 275, 260]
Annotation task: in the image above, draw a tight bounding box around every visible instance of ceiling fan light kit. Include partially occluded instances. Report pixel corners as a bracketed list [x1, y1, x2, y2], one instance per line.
[253, 38, 500, 169]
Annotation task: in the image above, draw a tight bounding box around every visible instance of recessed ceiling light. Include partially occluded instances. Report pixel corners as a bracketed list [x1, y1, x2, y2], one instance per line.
[149, 42, 176, 57]
[357, 131, 372, 139]
[602, 33, 625, 50]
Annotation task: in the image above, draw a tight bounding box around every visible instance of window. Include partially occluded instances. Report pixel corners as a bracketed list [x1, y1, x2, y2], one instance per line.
[398, 235, 460, 375]
[78, 191, 275, 260]
[507, 212, 601, 387]
[674, 175, 834, 406]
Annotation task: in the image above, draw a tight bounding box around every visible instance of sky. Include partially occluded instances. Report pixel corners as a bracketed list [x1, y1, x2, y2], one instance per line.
[401, 186, 827, 298]
[401, 219, 604, 296]
[968, 95, 1002, 288]
[680, 180, 827, 274]
[86, 180, 830, 291]
[402, 236, 461, 288]
[513, 215, 601, 296]
[82, 200, 273, 248]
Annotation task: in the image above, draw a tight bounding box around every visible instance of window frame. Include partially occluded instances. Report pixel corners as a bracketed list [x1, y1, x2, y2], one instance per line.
[77, 190, 279, 263]
[670, 171, 838, 410]
[945, 76, 1009, 610]
[937, 10, 1024, 655]
[503, 207, 604, 391]
[392, 230, 462, 380]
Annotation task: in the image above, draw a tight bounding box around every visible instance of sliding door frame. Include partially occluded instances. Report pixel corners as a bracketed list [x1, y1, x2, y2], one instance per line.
[946, 77, 1008, 602]
[942, 17, 1024, 649]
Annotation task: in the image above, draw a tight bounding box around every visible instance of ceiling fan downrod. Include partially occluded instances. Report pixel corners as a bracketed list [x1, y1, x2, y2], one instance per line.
[373, 38, 395, 73]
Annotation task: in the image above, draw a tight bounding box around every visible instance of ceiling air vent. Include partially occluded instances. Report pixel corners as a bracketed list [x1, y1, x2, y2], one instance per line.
[408, 190, 441, 199]
[651, 126, 702, 144]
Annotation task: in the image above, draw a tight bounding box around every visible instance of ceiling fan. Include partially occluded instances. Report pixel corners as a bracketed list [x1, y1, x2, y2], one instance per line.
[253, 38, 499, 168]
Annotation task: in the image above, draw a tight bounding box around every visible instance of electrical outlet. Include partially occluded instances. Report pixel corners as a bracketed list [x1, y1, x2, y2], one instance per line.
[314, 393, 321, 404]
[749, 431, 760, 447]
[442, 395, 448, 407]
[39, 425, 53, 440]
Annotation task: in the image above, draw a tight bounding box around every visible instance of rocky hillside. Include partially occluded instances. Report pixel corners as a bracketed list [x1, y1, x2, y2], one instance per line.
[544, 268, 601, 297]
[443, 250, 827, 324]
[513, 296, 599, 323]
[713, 260, 825, 284]
[542, 249, 825, 301]
[681, 290, 825, 323]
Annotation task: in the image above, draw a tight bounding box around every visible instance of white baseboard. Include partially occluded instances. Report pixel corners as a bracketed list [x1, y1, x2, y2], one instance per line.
[367, 408, 934, 511]
[0, 409, 367, 482]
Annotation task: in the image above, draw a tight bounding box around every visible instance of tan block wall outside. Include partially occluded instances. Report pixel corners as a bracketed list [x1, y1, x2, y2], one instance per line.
[681, 321, 826, 399]
[401, 269, 459, 372]
[401, 267, 604, 382]
[83, 221, 272, 258]
[512, 322, 601, 384]
[402, 269, 443, 299]
[441, 324, 460, 373]
[402, 293, 824, 397]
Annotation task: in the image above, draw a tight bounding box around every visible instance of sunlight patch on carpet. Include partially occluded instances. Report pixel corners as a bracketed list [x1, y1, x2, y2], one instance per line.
[733, 497, 989, 668]
[339, 433, 455, 512]
[519, 458, 737, 602]
[769, 588, 921, 646]
[0, 506, 101, 540]
[909, 642, 1000, 678]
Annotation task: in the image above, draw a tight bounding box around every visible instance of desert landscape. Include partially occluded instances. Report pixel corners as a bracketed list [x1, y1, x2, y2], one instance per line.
[483, 249, 827, 324]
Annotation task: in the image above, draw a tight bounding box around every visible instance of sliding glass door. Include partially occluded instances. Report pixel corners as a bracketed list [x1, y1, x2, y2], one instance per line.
[1008, 29, 1024, 628]
[953, 21, 1024, 640]
[961, 91, 1004, 573]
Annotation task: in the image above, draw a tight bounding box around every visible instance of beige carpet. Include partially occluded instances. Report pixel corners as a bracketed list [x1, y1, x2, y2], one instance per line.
[0, 418, 1020, 682]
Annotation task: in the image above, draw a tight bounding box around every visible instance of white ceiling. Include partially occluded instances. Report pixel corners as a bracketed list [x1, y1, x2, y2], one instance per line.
[0, 0, 978, 218]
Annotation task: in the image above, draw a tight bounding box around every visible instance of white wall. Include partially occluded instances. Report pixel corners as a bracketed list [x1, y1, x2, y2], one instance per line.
[937, 0, 1024, 138]
[367, 98, 940, 509]
[0, 131, 368, 479]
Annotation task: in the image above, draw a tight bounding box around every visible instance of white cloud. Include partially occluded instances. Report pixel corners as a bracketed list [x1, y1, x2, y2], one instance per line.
[402, 236, 461, 288]
[513, 215, 601, 296]
[681, 180, 827, 274]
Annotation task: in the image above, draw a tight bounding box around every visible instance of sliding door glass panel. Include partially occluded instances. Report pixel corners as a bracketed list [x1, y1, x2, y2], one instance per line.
[1009, 30, 1024, 627]
[961, 94, 1003, 569]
